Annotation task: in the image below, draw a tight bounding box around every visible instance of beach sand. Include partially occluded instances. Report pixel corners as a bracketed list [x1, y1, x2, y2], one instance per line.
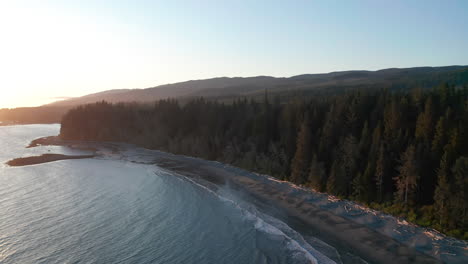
[153, 154, 442, 264]
[26, 136, 468, 264]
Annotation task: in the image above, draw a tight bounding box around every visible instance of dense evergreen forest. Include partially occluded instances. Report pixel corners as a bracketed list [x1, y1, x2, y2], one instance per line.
[61, 84, 468, 239]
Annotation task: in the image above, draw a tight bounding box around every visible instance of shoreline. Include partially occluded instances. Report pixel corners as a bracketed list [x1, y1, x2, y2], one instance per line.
[0, 122, 59, 127]
[153, 153, 443, 264]
[28, 136, 467, 263]
[6, 154, 95, 166]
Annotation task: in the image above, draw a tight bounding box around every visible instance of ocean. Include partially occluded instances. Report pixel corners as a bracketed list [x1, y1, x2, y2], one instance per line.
[0, 124, 326, 264]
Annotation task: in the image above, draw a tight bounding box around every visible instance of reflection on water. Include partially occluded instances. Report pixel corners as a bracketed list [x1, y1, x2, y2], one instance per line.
[0, 125, 324, 264]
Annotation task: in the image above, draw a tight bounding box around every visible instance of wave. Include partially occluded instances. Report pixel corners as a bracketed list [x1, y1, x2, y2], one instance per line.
[155, 167, 336, 264]
[80, 142, 467, 263]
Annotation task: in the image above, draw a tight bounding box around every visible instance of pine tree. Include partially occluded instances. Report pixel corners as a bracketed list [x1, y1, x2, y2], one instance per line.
[279, 102, 300, 161]
[433, 152, 451, 227]
[326, 161, 338, 194]
[369, 122, 382, 158]
[307, 154, 325, 191]
[352, 163, 373, 202]
[442, 128, 461, 171]
[394, 145, 419, 204]
[411, 87, 423, 107]
[327, 160, 346, 196]
[352, 172, 364, 200]
[451, 157, 468, 229]
[318, 104, 337, 157]
[415, 97, 433, 142]
[437, 83, 450, 108]
[384, 98, 401, 141]
[342, 135, 358, 196]
[345, 95, 359, 136]
[431, 116, 447, 156]
[375, 144, 386, 202]
[59, 83, 468, 238]
[362, 162, 375, 201]
[290, 120, 312, 184]
[358, 121, 370, 158]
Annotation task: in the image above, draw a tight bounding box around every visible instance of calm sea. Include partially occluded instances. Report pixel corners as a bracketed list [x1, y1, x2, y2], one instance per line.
[0, 125, 328, 264]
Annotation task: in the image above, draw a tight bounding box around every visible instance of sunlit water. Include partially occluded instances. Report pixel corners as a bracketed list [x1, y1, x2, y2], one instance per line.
[0, 125, 326, 264]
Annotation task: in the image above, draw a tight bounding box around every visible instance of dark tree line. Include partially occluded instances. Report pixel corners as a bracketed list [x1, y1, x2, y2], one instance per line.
[61, 84, 468, 239]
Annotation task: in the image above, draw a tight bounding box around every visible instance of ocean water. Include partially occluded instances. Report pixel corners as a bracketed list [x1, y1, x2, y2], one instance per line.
[0, 125, 329, 264]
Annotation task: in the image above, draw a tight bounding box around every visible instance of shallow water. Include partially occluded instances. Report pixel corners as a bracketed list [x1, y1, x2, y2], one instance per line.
[0, 125, 328, 264]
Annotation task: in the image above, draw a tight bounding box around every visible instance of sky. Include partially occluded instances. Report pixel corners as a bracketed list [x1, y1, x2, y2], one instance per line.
[0, 0, 467, 108]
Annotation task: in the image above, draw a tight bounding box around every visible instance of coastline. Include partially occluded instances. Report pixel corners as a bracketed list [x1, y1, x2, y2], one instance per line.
[0, 122, 59, 127]
[4, 136, 96, 167]
[27, 136, 467, 263]
[6, 154, 95, 166]
[152, 153, 443, 264]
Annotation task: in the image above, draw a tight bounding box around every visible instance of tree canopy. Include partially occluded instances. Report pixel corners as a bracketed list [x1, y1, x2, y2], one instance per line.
[61, 84, 468, 239]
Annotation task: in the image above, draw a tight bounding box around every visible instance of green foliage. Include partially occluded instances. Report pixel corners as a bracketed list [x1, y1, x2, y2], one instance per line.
[290, 120, 312, 184]
[60, 84, 468, 238]
[434, 152, 451, 228]
[415, 97, 433, 142]
[394, 145, 419, 205]
[375, 144, 386, 202]
[416, 205, 435, 227]
[307, 154, 326, 191]
[451, 157, 468, 230]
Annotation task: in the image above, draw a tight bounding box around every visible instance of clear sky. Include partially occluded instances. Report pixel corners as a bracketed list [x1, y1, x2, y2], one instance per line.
[0, 0, 467, 108]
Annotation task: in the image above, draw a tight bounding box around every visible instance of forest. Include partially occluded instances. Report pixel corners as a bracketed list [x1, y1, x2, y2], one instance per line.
[60, 84, 468, 239]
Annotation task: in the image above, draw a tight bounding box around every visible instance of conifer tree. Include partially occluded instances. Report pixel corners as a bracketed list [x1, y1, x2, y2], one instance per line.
[342, 135, 359, 196]
[432, 116, 447, 156]
[415, 97, 433, 142]
[308, 154, 325, 191]
[290, 120, 312, 184]
[352, 163, 373, 202]
[327, 160, 346, 196]
[451, 157, 468, 228]
[394, 145, 419, 204]
[369, 122, 382, 157]
[358, 121, 370, 158]
[326, 161, 338, 194]
[383, 98, 401, 141]
[375, 144, 386, 202]
[59, 83, 468, 238]
[434, 152, 451, 227]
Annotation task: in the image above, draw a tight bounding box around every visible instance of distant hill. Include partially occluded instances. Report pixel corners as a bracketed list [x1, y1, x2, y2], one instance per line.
[1, 65, 467, 124]
[47, 66, 468, 107]
[0, 106, 69, 125]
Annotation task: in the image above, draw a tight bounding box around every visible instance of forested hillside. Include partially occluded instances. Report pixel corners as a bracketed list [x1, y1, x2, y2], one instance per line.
[51, 66, 468, 107]
[61, 84, 468, 239]
[1, 66, 467, 125]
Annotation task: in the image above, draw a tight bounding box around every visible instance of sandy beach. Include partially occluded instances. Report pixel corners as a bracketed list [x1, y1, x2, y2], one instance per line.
[22, 136, 468, 264]
[152, 154, 442, 264]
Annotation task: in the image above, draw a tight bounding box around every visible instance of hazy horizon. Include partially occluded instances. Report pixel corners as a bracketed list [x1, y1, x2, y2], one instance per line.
[4, 64, 467, 108]
[1, 0, 467, 108]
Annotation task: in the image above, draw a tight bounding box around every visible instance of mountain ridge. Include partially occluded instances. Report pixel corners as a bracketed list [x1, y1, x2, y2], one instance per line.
[47, 65, 468, 107]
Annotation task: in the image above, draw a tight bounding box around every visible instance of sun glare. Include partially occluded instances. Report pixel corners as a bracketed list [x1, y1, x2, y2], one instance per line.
[0, 2, 161, 108]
